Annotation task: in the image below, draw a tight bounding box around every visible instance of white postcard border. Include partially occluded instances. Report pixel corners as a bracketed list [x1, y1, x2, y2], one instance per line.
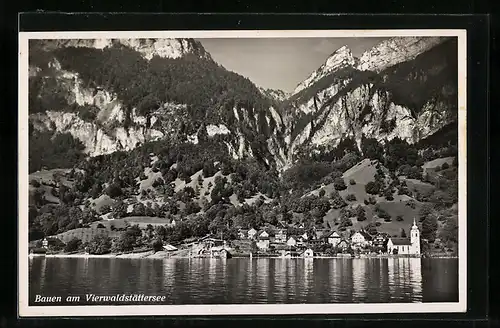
[18, 29, 467, 317]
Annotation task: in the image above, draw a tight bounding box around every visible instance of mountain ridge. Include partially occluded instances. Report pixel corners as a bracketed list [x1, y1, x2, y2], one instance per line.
[27, 37, 459, 257]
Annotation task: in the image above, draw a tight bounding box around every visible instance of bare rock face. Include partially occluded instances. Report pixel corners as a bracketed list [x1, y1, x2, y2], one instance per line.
[116, 39, 212, 60]
[32, 38, 212, 61]
[28, 36, 457, 172]
[356, 37, 450, 72]
[282, 37, 458, 165]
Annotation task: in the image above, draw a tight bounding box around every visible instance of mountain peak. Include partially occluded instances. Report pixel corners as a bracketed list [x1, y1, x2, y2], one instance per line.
[292, 45, 356, 95]
[324, 45, 355, 70]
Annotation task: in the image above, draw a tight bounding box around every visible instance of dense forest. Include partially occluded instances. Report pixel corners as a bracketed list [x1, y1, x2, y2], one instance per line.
[29, 128, 459, 255]
[29, 42, 273, 124]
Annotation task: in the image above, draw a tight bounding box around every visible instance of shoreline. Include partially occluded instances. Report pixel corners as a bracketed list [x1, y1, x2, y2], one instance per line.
[30, 252, 458, 260]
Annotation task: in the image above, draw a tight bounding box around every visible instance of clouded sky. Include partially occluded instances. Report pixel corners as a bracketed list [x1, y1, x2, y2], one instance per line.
[198, 37, 388, 93]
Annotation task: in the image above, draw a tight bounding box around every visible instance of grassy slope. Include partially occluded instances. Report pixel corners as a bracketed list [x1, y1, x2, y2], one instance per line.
[307, 158, 441, 236]
[29, 155, 454, 246]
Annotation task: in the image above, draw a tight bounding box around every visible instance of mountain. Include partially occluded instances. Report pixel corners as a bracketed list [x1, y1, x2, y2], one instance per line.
[32, 38, 212, 60]
[27, 36, 459, 256]
[281, 37, 457, 165]
[356, 36, 449, 72]
[28, 38, 288, 173]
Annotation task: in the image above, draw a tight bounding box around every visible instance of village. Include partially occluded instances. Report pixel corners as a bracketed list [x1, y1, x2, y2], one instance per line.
[34, 217, 422, 259]
[190, 218, 422, 259]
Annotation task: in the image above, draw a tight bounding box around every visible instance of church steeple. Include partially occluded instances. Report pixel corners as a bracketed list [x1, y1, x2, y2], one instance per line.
[410, 217, 421, 256]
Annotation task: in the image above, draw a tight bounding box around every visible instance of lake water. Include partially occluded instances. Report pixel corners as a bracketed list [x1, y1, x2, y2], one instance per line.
[29, 257, 458, 305]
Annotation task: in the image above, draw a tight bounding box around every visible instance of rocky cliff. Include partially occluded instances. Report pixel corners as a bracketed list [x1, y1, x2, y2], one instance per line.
[28, 36, 457, 172]
[282, 37, 457, 165]
[33, 38, 212, 60]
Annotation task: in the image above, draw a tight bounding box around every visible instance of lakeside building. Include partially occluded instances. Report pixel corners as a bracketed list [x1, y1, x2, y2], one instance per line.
[256, 234, 270, 250]
[301, 248, 314, 258]
[351, 230, 372, 248]
[325, 231, 341, 246]
[286, 236, 297, 247]
[247, 228, 258, 240]
[386, 219, 421, 255]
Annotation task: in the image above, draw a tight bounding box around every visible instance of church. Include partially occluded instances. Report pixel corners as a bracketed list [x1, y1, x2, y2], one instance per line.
[386, 219, 421, 255]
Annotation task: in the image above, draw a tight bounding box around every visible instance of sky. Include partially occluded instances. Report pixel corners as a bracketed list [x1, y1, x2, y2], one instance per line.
[198, 37, 388, 93]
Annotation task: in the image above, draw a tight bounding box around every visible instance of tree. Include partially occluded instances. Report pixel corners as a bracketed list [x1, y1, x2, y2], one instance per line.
[319, 189, 326, 197]
[356, 205, 367, 222]
[365, 181, 381, 195]
[184, 200, 201, 215]
[361, 136, 384, 161]
[400, 228, 407, 238]
[87, 235, 112, 255]
[154, 225, 167, 241]
[330, 190, 347, 209]
[396, 215, 404, 222]
[151, 238, 164, 253]
[64, 237, 82, 252]
[441, 162, 450, 170]
[30, 179, 41, 188]
[333, 177, 347, 191]
[346, 194, 356, 201]
[105, 183, 123, 198]
[418, 204, 434, 222]
[349, 179, 356, 185]
[422, 215, 438, 242]
[439, 217, 458, 244]
[113, 231, 136, 252]
[384, 188, 394, 201]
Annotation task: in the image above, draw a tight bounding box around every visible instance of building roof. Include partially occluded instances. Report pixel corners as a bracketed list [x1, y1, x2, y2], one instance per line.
[358, 230, 372, 240]
[277, 221, 288, 228]
[324, 231, 341, 238]
[163, 244, 178, 251]
[211, 246, 229, 251]
[389, 238, 412, 245]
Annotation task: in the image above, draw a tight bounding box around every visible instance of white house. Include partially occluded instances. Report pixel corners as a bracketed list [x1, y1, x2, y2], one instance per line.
[387, 219, 421, 255]
[302, 248, 314, 258]
[256, 238, 270, 250]
[259, 230, 269, 239]
[300, 232, 309, 241]
[247, 228, 258, 240]
[326, 231, 341, 246]
[286, 236, 297, 247]
[275, 229, 287, 243]
[351, 231, 371, 247]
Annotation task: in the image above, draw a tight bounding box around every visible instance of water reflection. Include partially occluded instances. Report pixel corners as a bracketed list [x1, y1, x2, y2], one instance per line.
[29, 257, 458, 305]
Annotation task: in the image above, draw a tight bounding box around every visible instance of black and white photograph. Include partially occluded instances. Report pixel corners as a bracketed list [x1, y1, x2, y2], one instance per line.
[18, 29, 467, 316]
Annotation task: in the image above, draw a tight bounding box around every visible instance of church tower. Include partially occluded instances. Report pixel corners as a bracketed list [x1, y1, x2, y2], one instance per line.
[410, 218, 420, 255]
